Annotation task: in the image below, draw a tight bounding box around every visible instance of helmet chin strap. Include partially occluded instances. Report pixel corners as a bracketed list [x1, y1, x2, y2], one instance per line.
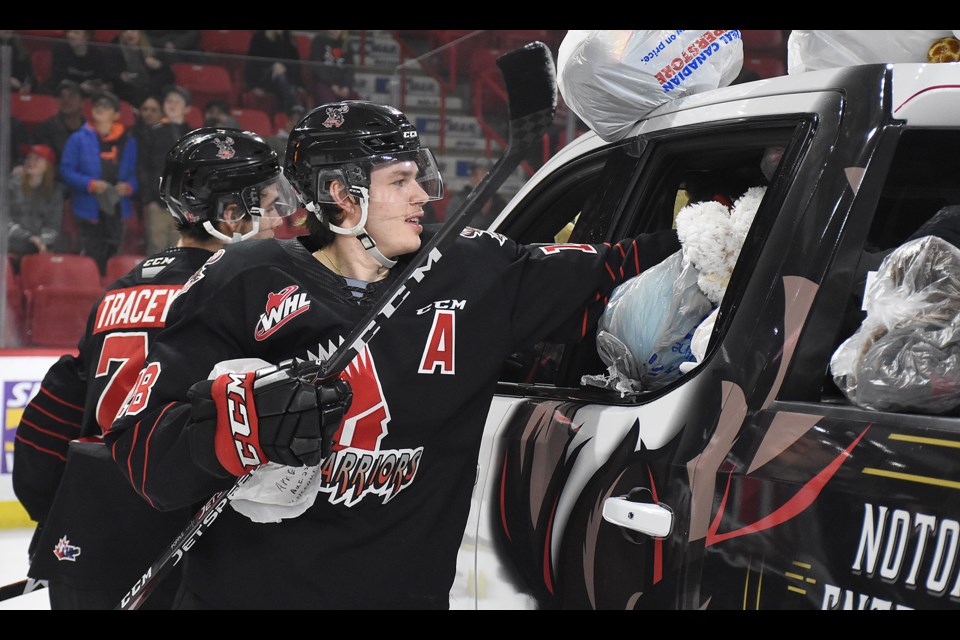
[311, 187, 397, 269]
[203, 218, 261, 244]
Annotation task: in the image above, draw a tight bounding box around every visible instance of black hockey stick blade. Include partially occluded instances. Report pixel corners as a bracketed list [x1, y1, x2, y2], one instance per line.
[116, 41, 556, 611]
[0, 578, 47, 603]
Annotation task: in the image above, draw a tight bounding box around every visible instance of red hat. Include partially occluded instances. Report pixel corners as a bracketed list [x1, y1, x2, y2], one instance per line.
[27, 144, 56, 165]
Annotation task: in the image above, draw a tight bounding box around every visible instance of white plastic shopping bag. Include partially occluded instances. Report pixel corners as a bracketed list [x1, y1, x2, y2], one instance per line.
[557, 30, 744, 142]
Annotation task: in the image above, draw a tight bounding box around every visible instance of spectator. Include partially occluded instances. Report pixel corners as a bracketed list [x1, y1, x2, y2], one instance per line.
[46, 29, 109, 97]
[442, 160, 506, 228]
[32, 79, 86, 170]
[144, 30, 201, 63]
[138, 84, 194, 255]
[6, 144, 65, 258]
[244, 30, 304, 114]
[59, 91, 137, 274]
[203, 99, 241, 129]
[0, 29, 36, 94]
[103, 29, 175, 107]
[307, 29, 357, 105]
[130, 93, 163, 149]
[266, 103, 305, 164]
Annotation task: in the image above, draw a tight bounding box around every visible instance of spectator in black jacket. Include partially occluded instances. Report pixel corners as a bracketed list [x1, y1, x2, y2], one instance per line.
[244, 30, 304, 114]
[46, 29, 109, 97]
[103, 29, 176, 107]
[32, 79, 86, 174]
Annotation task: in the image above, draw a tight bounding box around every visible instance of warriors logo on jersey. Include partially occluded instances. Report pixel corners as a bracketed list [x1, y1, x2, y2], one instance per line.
[316, 345, 421, 507]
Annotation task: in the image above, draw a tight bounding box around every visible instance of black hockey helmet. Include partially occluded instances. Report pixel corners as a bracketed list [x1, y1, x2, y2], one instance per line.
[284, 100, 443, 210]
[160, 127, 299, 229]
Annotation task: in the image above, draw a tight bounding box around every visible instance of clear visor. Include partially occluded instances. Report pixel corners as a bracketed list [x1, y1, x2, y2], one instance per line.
[210, 173, 300, 221]
[314, 148, 444, 205]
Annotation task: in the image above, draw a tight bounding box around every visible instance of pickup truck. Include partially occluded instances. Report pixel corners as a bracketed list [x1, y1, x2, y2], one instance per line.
[450, 62, 960, 610]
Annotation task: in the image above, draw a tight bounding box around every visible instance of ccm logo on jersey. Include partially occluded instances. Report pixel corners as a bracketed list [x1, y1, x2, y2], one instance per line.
[254, 285, 311, 341]
[212, 372, 263, 476]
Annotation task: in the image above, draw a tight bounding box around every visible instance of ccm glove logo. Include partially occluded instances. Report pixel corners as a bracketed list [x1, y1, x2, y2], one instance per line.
[212, 372, 264, 476]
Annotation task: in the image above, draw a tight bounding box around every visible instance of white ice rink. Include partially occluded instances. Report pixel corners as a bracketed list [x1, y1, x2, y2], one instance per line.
[0, 528, 50, 610]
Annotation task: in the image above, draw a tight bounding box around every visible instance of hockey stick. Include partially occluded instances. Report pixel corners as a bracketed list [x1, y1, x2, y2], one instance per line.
[0, 578, 47, 603]
[117, 41, 557, 611]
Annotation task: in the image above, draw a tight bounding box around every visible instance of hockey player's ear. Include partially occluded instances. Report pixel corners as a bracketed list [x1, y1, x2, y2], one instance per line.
[329, 180, 356, 211]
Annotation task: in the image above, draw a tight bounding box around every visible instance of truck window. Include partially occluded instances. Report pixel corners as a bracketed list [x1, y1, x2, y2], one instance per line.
[500, 122, 800, 390]
[820, 128, 960, 409]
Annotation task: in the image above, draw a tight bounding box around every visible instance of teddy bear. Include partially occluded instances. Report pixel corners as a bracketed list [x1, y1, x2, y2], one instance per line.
[675, 184, 766, 371]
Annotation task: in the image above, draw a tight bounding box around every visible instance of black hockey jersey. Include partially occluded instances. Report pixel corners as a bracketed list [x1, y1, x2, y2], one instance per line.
[13, 246, 212, 593]
[105, 227, 679, 609]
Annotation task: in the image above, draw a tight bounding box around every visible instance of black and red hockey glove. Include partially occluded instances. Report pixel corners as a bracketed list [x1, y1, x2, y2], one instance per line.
[187, 364, 352, 477]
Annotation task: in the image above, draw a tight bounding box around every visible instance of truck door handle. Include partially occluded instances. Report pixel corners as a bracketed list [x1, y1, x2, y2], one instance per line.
[602, 496, 673, 539]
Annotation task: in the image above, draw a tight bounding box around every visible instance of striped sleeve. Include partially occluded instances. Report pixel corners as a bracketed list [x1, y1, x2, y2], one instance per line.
[12, 355, 87, 523]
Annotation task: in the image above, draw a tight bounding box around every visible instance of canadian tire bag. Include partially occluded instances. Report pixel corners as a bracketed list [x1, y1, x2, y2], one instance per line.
[557, 30, 744, 142]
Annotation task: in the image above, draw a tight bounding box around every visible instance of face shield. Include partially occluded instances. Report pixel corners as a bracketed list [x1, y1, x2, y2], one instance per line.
[312, 148, 443, 205]
[209, 172, 301, 222]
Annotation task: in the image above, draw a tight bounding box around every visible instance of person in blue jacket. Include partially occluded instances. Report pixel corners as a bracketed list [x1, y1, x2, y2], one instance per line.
[59, 90, 138, 275]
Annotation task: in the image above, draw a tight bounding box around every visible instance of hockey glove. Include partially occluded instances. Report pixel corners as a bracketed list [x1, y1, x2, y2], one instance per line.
[188, 364, 352, 477]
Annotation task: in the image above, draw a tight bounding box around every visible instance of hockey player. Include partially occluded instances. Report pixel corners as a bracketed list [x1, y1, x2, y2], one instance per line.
[12, 127, 300, 609]
[105, 101, 680, 609]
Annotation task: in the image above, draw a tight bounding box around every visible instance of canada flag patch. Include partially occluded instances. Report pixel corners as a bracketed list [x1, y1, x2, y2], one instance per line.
[254, 285, 311, 341]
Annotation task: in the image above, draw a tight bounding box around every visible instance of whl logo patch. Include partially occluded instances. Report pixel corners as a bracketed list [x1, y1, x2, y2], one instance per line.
[255, 285, 310, 341]
[53, 536, 81, 562]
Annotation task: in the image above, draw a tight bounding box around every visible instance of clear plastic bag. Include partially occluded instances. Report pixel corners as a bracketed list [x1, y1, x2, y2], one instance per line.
[583, 251, 714, 395]
[830, 235, 960, 413]
[557, 30, 744, 143]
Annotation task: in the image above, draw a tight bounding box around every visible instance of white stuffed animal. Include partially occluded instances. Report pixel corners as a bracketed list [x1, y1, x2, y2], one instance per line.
[676, 185, 766, 305]
[675, 185, 766, 371]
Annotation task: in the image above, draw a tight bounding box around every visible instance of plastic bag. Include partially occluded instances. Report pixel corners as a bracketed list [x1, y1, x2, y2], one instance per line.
[582, 250, 714, 395]
[830, 235, 960, 413]
[557, 30, 744, 143]
[787, 30, 960, 74]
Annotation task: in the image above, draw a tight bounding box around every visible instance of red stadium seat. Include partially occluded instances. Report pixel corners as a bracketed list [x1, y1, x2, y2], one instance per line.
[10, 93, 60, 131]
[31, 49, 52, 88]
[103, 254, 146, 287]
[240, 90, 276, 116]
[19, 254, 105, 348]
[171, 62, 236, 108]
[294, 32, 313, 61]
[200, 30, 255, 56]
[200, 30, 255, 89]
[184, 106, 204, 130]
[15, 30, 64, 53]
[231, 107, 274, 137]
[94, 30, 122, 44]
